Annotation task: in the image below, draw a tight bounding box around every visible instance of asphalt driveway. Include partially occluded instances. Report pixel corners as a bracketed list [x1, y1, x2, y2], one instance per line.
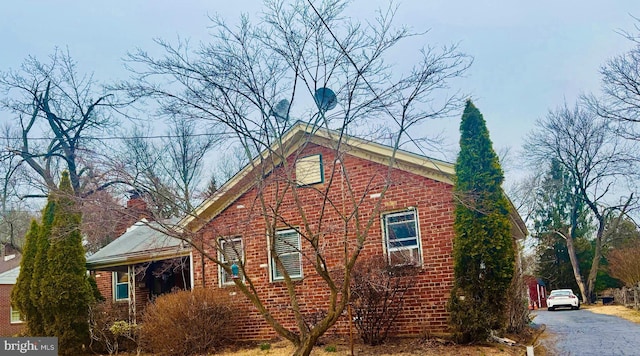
[533, 308, 640, 356]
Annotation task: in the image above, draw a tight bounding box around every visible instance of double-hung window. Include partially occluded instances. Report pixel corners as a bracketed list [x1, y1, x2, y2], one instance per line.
[271, 229, 302, 281]
[113, 271, 129, 301]
[219, 237, 243, 285]
[383, 209, 422, 266]
[10, 306, 23, 324]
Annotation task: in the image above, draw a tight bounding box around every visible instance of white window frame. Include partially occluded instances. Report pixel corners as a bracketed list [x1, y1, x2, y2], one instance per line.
[270, 229, 303, 281]
[10, 306, 23, 324]
[219, 236, 244, 286]
[113, 270, 129, 301]
[382, 209, 422, 266]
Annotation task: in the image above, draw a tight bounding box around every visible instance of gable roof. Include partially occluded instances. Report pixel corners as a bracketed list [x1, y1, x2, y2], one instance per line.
[86, 219, 190, 270]
[0, 266, 20, 285]
[0, 243, 22, 274]
[181, 122, 527, 239]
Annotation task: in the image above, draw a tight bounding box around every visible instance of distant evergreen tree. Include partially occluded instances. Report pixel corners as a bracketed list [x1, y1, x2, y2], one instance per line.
[11, 219, 41, 335]
[532, 159, 591, 295]
[448, 101, 515, 343]
[40, 171, 93, 355]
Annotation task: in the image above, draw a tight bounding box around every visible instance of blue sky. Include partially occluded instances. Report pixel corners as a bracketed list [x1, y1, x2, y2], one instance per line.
[1, 0, 639, 184]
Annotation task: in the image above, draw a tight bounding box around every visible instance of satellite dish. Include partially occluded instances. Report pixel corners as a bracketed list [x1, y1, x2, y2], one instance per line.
[314, 87, 337, 112]
[270, 99, 290, 123]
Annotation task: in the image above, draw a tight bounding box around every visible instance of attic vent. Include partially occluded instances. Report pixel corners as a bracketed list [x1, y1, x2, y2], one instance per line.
[296, 154, 323, 186]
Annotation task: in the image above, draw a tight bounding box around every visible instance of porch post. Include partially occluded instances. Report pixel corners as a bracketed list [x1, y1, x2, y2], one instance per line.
[128, 265, 136, 324]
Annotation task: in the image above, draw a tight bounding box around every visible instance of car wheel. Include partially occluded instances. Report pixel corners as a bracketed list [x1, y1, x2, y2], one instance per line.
[548, 307, 554, 311]
[573, 305, 580, 310]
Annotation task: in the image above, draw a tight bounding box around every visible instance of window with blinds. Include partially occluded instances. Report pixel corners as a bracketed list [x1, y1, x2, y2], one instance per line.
[271, 229, 302, 281]
[296, 154, 323, 186]
[383, 209, 422, 266]
[219, 237, 243, 285]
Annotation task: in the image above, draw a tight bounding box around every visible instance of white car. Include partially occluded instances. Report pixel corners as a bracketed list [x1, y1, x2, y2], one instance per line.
[547, 289, 580, 311]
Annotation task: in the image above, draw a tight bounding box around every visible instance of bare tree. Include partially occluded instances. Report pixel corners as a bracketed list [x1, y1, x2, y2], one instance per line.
[593, 19, 640, 140]
[116, 1, 470, 354]
[608, 240, 640, 288]
[602, 213, 640, 249]
[524, 101, 636, 303]
[0, 49, 120, 197]
[207, 145, 251, 195]
[81, 189, 129, 253]
[0, 124, 36, 250]
[161, 117, 219, 212]
[115, 118, 218, 218]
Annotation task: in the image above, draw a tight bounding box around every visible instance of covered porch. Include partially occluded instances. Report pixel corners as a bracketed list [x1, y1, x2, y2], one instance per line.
[86, 220, 193, 322]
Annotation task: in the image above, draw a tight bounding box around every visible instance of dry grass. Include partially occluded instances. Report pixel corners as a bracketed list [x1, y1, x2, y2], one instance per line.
[584, 304, 640, 324]
[116, 337, 529, 356]
[118, 306, 640, 355]
[213, 337, 527, 356]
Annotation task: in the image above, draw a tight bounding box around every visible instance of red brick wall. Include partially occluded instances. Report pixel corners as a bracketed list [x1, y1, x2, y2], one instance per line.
[92, 270, 152, 322]
[0, 284, 24, 336]
[93, 270, 112, 300]
[193, 143, 456, 340]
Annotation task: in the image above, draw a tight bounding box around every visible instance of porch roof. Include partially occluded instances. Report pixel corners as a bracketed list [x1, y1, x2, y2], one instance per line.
[86, 220, 191, 270]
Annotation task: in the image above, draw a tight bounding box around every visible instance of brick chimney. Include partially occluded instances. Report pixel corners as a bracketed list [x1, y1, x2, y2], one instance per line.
[114, 190, 152, 236]
[127, 190, 146, 211]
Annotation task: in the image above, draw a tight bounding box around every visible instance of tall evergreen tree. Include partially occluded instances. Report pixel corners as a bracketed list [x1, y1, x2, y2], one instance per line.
[40, 171, 93, 355]
[448, 101, 515, 343]
[11, 219, 41, 334]
[30, 199, 56, 335]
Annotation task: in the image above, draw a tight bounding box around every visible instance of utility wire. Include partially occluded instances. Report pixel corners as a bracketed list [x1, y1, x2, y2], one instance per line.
[0, 132, 226, 141]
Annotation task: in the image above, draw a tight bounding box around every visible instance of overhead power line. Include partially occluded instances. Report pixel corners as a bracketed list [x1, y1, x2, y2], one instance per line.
[0, 132, 225, 142]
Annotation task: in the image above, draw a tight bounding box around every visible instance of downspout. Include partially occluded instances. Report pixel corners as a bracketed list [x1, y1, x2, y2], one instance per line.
[201, 238, 206, 287]
[189, 252, 195, 290]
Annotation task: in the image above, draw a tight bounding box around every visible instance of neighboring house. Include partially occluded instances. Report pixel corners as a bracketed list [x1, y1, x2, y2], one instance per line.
[0, 244, 23, 336]
[0, 267, 22, 336]
[0, 244, 21, 274]
[525, 276, 547, 309]
[179, 122, 528, 340]
[87, 220, 192, 322]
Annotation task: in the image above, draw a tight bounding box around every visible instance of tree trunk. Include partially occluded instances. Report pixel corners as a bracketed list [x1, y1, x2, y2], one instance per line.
[586, 219, 606, 303]
[563, 232, 588, 304]
[292, 329, 323, 356]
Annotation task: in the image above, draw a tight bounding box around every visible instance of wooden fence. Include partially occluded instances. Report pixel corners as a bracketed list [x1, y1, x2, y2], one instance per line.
[611, 286, 640, 309]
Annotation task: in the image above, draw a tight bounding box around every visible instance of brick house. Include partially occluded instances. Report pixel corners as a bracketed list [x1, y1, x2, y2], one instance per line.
[87, 220, 192, 322]
[179, 122, 527, 340]
[0, 244, 23, 336]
